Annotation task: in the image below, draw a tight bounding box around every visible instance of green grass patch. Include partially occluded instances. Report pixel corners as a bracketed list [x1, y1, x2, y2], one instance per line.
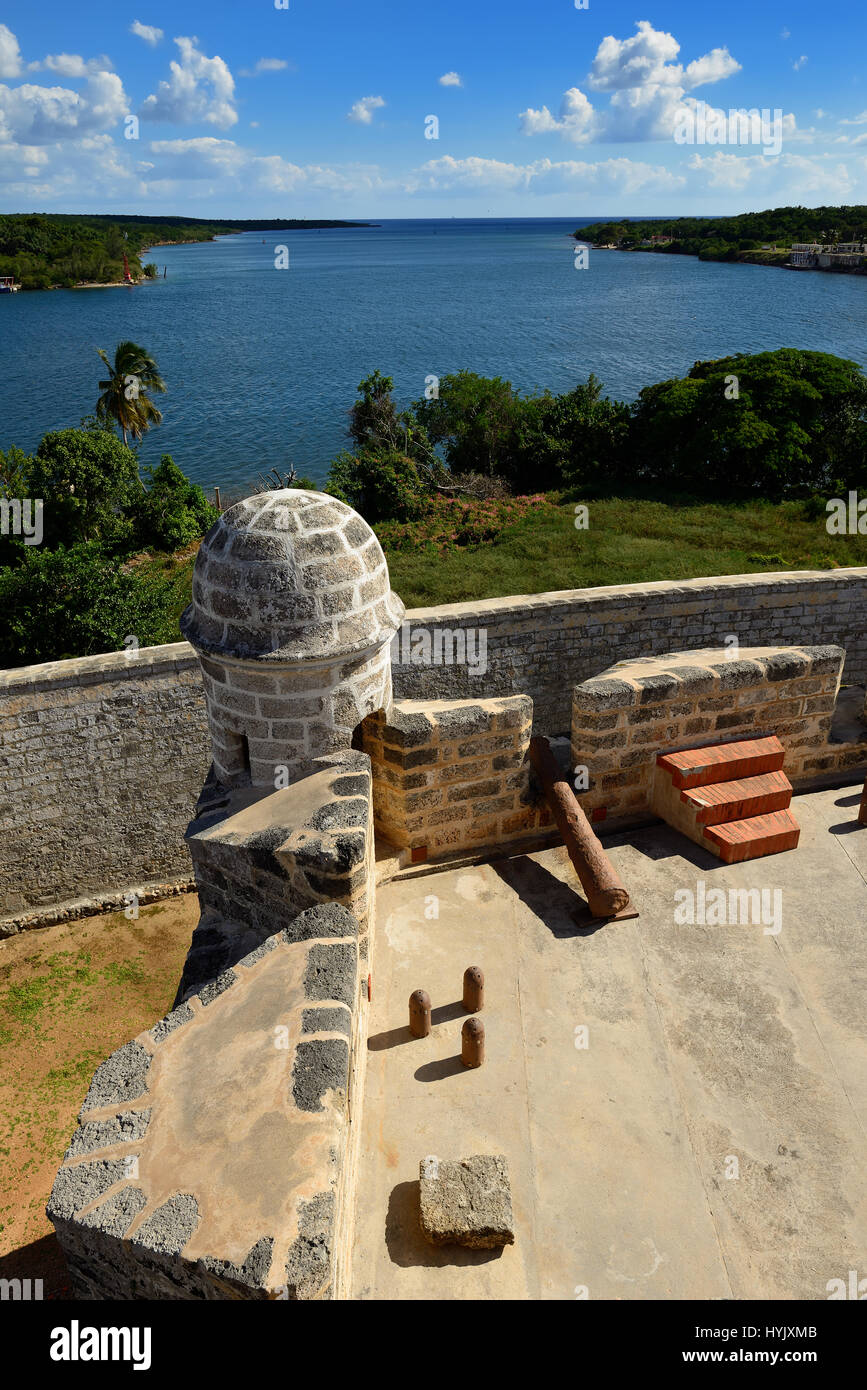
[131, 493, 867, 612]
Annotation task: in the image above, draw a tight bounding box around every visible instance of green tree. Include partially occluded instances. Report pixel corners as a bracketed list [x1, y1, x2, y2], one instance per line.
[134, 455, 218, 550]
[95, 340, 166, 447]
[327, 449, 428, 522]
[629, 349, 867, 498]
[0, 542, 167, 666]
[26, 427, 141, 547]
[412, 371, 522, 476]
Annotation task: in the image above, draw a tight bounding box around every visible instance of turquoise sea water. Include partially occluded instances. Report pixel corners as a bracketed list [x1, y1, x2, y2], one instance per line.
[2, 217, 866, 493]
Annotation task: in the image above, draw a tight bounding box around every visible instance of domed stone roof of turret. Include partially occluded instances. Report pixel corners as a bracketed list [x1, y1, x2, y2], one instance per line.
[181, 490, 404, 661]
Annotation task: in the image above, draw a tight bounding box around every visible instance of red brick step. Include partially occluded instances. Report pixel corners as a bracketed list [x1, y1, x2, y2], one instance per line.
[702, 808, 800, 863]
[682, 769, 793, 825]
[657, 735, 785, 790]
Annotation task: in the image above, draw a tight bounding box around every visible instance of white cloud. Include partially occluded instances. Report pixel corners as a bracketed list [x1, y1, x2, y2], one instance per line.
[0, 23, 22, 78]
[41, 53, 114, 78]
[0, 71, 128, 144]
[688, 150, 855, 199]
[239, 58, 288, 77]
[780, 27, 791, 40]
[520, 87, 597, 144]
[683, 49, 741, 90]
[523, 22, 743, 145]
[348, 94, 385, 124]
[405, 152, 684, 196]
[140, 36, 237, 129]
[130, 21, 164, 46]
[840, 110, 867, 125]
[439, 72, 463, 87]
[793, 55, 808, 72]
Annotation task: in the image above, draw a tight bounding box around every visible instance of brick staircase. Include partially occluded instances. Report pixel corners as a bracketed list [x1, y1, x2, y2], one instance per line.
[650, 735, 800, 864]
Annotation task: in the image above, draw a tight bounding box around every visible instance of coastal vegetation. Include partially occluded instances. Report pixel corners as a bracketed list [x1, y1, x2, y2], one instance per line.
[577, 203, 867, 266]
[95, 341, 166, 447]
[1, 345, 866, 665]
[0, 214, 372, 290]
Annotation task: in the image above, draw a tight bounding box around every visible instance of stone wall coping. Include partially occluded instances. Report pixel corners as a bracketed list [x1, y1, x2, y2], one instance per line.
[3, 566, 866, 689]
[401, 567, 867, 623]
[0, 642, 197, 694]
[574, 645, 845, 710]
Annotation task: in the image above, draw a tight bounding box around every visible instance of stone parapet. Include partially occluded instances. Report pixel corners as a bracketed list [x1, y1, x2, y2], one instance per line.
[570, 645, 865, 823]
[361, 695, 551, 860]
[47, 905, 363, 1300]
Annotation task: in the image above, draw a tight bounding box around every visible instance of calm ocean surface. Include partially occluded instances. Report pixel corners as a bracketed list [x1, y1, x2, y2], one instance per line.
[2, 217, 866, 493]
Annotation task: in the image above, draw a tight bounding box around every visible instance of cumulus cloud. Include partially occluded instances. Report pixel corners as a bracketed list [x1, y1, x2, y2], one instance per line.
[41, 53, 114, 78]
[143, 136, 387, 197]
[439, 71, 463, 87]
[688, 150, 855, 198]
[520, 87, 597, 144]
[140, 36, 237, 129]
[130, 21, 164, 46]
[793, 55, 808, 72]
[347, 94, 385, 124]
[522, 21, 744, 145]
[405, 152, 684, 196]
[0, 71, 128, 144]
[239, 58, 289, 77]
[0, 23, 22, 78]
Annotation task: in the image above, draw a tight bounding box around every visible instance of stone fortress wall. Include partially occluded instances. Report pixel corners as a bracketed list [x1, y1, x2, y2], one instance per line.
[3, 565, 867, 931]
[23, 490, 867, 1300]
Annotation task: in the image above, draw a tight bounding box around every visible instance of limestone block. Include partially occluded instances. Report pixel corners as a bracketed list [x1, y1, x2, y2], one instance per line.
[418, 1154, 515, 1249]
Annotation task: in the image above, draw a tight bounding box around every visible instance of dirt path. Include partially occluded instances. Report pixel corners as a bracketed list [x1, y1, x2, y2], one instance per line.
[0, 896, 199, 1298]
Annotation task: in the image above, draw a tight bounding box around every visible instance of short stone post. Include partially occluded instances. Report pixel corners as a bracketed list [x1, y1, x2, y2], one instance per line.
[409, 989, 431, 1038]
[463, 966, 484, 1012]
[461, 1017, 485, 1068]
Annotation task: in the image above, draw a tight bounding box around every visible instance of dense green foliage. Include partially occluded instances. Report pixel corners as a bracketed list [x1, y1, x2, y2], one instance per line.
[3, 343, 866, 666]
[577, 204, 867, 262]
[0, 214, 372, 290]
[327, 350, 867, 507]
[629, 350, 867, 496]
[0, 542, 167, 665]
[0, 426, 217, 665]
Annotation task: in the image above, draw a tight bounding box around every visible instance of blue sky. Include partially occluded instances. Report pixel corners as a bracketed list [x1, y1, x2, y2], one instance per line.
[0, 0, 865, 217]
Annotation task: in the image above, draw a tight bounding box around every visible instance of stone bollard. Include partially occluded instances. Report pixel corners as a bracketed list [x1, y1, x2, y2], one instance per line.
[461, 1017, 485, 1068]
[409, 989, 432, 1038]
[463, 966, 484, 1012]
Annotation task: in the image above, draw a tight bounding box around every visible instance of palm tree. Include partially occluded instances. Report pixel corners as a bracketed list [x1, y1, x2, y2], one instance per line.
[95, 341, 166, 446]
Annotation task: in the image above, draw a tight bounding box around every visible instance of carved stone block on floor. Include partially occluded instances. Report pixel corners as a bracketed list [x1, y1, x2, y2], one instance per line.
[418, 1154, 515, 1249]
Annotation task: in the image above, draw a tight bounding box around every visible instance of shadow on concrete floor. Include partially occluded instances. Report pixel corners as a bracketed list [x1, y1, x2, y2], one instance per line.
[414, 1054, 469, 1082]
[368, 1001, 467, 1052]
[385, 1181, 503, 1269]
[492, 855, 606, 938]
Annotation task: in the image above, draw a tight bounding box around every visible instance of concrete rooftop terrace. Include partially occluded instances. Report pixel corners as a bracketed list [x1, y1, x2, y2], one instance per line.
[351, 785, 866, 1300]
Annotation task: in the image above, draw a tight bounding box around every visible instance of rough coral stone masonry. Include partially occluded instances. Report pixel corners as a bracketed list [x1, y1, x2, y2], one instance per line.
[4, 565, 867, 928]
[570, 645, 862, 824]
[361, 695, 553, 860]
[181, 490, 404, 788]
[48, 905, 361, 1300]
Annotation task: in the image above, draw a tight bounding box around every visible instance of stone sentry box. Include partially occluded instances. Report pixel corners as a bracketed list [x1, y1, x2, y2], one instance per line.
[181, 491, 404, 787]
[570, 645, 862, 823]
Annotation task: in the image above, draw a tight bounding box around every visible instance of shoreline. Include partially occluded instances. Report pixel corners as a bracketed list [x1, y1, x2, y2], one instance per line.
[578, 240, 867, 277]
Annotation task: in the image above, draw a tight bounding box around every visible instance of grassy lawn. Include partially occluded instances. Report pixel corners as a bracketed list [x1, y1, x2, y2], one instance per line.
[0, 897, 199, 1296]
[136, 496, 867, 617]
